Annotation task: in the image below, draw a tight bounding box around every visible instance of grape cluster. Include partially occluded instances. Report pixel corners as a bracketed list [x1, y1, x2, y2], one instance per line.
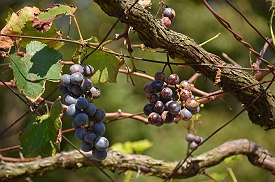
[185, 133, 204, 150]
[143, 71, 200, 126]
[60, 64, 109, 161]
[160, 7, 176, 28]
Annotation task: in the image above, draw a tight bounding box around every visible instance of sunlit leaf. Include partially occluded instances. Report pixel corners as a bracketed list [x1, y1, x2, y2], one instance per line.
[10, 41, 62, 102]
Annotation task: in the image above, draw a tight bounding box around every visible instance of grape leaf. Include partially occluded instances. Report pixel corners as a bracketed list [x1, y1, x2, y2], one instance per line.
[74, 47, 124, 85]
[20, 97, 63, 158]
[38, 4, 76, 20]
[10, 41, 62, 102]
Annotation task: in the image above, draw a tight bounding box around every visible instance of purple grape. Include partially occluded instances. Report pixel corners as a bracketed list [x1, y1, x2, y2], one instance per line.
[63, 93, 78, 106]
[154, 71, 166, 82]
[92, 121, 106, 136]
[143, 82, 153, 93]
[143, 103, 154, 116]
[81, 140, 93, 152]
[194, 136, 202, 144]
[161, 87, 173, 99]
[76, 97, 89, 110]
[74, 127, 86, 140]
[167, 74, 179, 85]
[67, 84, 84, 97]
[147, 93, 159, 103]
[179, 108, 193, 121]
[189, 141, 198, 150]
[185, 133, 195, 142]
[151, 80, 164, 93]
[167, 101, 181, 115]
[66, 104, 81, 118]
[84, 131, 97, 144]
[162, 8, 176, 20]
[94, 137, 109, 151]
[92, 148, 107, 161]
[61, 74, 71, 87]
[84, 103, 97, 116]
[161, 111, 174, 124]
[60, 85, 69, 95]
[83, 65, 94, 77]
[70, 72, 84, 85]
[154, 101, 165, 113]
[75, 113, 89, 126]
[90, 109, 106, 122]
[148, 112, 162, 126]
[72, 120, 81, 129]
[80, 78, 93, 92]
[70, 64, 84, 74]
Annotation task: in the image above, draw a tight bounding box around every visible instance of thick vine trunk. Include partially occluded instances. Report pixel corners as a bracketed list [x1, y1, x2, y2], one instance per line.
[0, 139, 274, 181]
[94, 0, 275, 129]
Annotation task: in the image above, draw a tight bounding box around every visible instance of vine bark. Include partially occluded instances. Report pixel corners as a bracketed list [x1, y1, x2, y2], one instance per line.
[94, 0, 275, 129]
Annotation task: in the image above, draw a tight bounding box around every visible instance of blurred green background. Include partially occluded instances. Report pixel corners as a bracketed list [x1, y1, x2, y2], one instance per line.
[0, 0, 275, 181]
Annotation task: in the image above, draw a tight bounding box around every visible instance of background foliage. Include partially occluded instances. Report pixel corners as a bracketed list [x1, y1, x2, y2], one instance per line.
[0, 0, 275, 181]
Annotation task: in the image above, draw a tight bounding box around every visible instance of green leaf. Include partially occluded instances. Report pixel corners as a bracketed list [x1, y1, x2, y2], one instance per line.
[20, 97, 63, 158]
[131, 140, 153, 153]
[224, 155, 243, 164]
[38, 4, 77, 20]
[111, 140, 153, 154]
[10, 41, 62, 102]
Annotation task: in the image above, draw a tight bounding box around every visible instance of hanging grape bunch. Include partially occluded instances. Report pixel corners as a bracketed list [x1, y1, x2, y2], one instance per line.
[60, 64, 109, 161]
[143, 71, 200, 126]
[160, 7, 176, 28]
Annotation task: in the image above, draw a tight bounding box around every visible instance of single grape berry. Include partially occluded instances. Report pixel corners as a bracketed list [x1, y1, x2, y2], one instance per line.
[83, 65, 94, 77]
[70, 64, 84, 74]
[162, 7, 176, 20]
[84, 103, 97, 116]
[76, 97, 89, 110]
[185, 133, 195, 142]
[63, 93, 78, 106]
[94, 137, 109, 151]
[72, 120, 81, 130]
[81, 140, 93, 152]
[74, 127, 86, 140]
[147, 93, 159, 103]
[66, 104, 81, 118]
[80, 78, 93, 92]
[84, 131, 97, 144]
[179, 108, 193, 121]
[160, 16, 171, 28]
[75, 113, 89, 126]
[88, 87, 101, 99]
[154, 71, 166, 82]
[161, 87, 173, 99]
[143, 103, 154, 116]
[154, 101, 165, 113]
[60, 85, 69, 95]
[185, 98, 200, 111]
[167, 74, 180, 85]
[90, 109, 106, 122]
[92, 148, 107, 161]
[189, 141, 198, 150]
[67, 84, 84, 97]
[70, 72, 84, 85]
[167, 101, 181, 115]
[143, 82, 153, 93]
[148, 112, 162, 126]
[194, 136, 202, 144]
[151, 80, 164, 93]
[161, 111, 174, 124]
[92, 121, 106, 136]
[179, 89, 192, 101]
[61, 74, 71, 87]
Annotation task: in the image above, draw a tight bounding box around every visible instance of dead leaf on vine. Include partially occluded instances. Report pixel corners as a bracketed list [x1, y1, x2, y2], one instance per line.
[138, 0, 153, 8]
[32, 16, 55, 32]
[214, 68, 222, 86]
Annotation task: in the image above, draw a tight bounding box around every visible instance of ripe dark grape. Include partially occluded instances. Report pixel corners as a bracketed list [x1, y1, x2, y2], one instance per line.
[80, 78, 93, 92]
[154, 101, 165, 113]
[161, 87, 173, 99]
[72, 120, 81, 129]
[83, 65, 94, 77]
[179, 108, 193, 121]
[154, 71, 166, 82]
[70, 72, 84, 85]
[167, 101, 181, 115]
[74, 127, 86, 140]
[70, 64, 84, 74]
[81, 140, 93, 152]
[75, 113, 89, 126]
[92, 121, 106, 136]
[92, 148, 107, 161]
[160, 16, 171, 28]
[84, 103, 97, 116]
[148, 112, 162, 125]
[61, 74, 71, 87]
[162, 8, 176, 20]
[88, 87, 101, 99]
[84, 131, 96, 144]
[68, 84, 84, 97]
[143, 103, 154, 116]
[94, 137, 109, 151]
[151, 80, 164, 93]
[147, 93, 159, 103]
[161, 111, 174, 124]
[60, 85, 69, 95]
[143, 82, 153, 93]
[90, 109, 106, 122]
[76, 97, 89, 110]
[167, 74, 179, 85]
[194, 136, 203, 144]
[63, 93, 78, 106]
[189, 141, 198, 150]
[185, 133, 195, 142]
[66, 104, 81, 118]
